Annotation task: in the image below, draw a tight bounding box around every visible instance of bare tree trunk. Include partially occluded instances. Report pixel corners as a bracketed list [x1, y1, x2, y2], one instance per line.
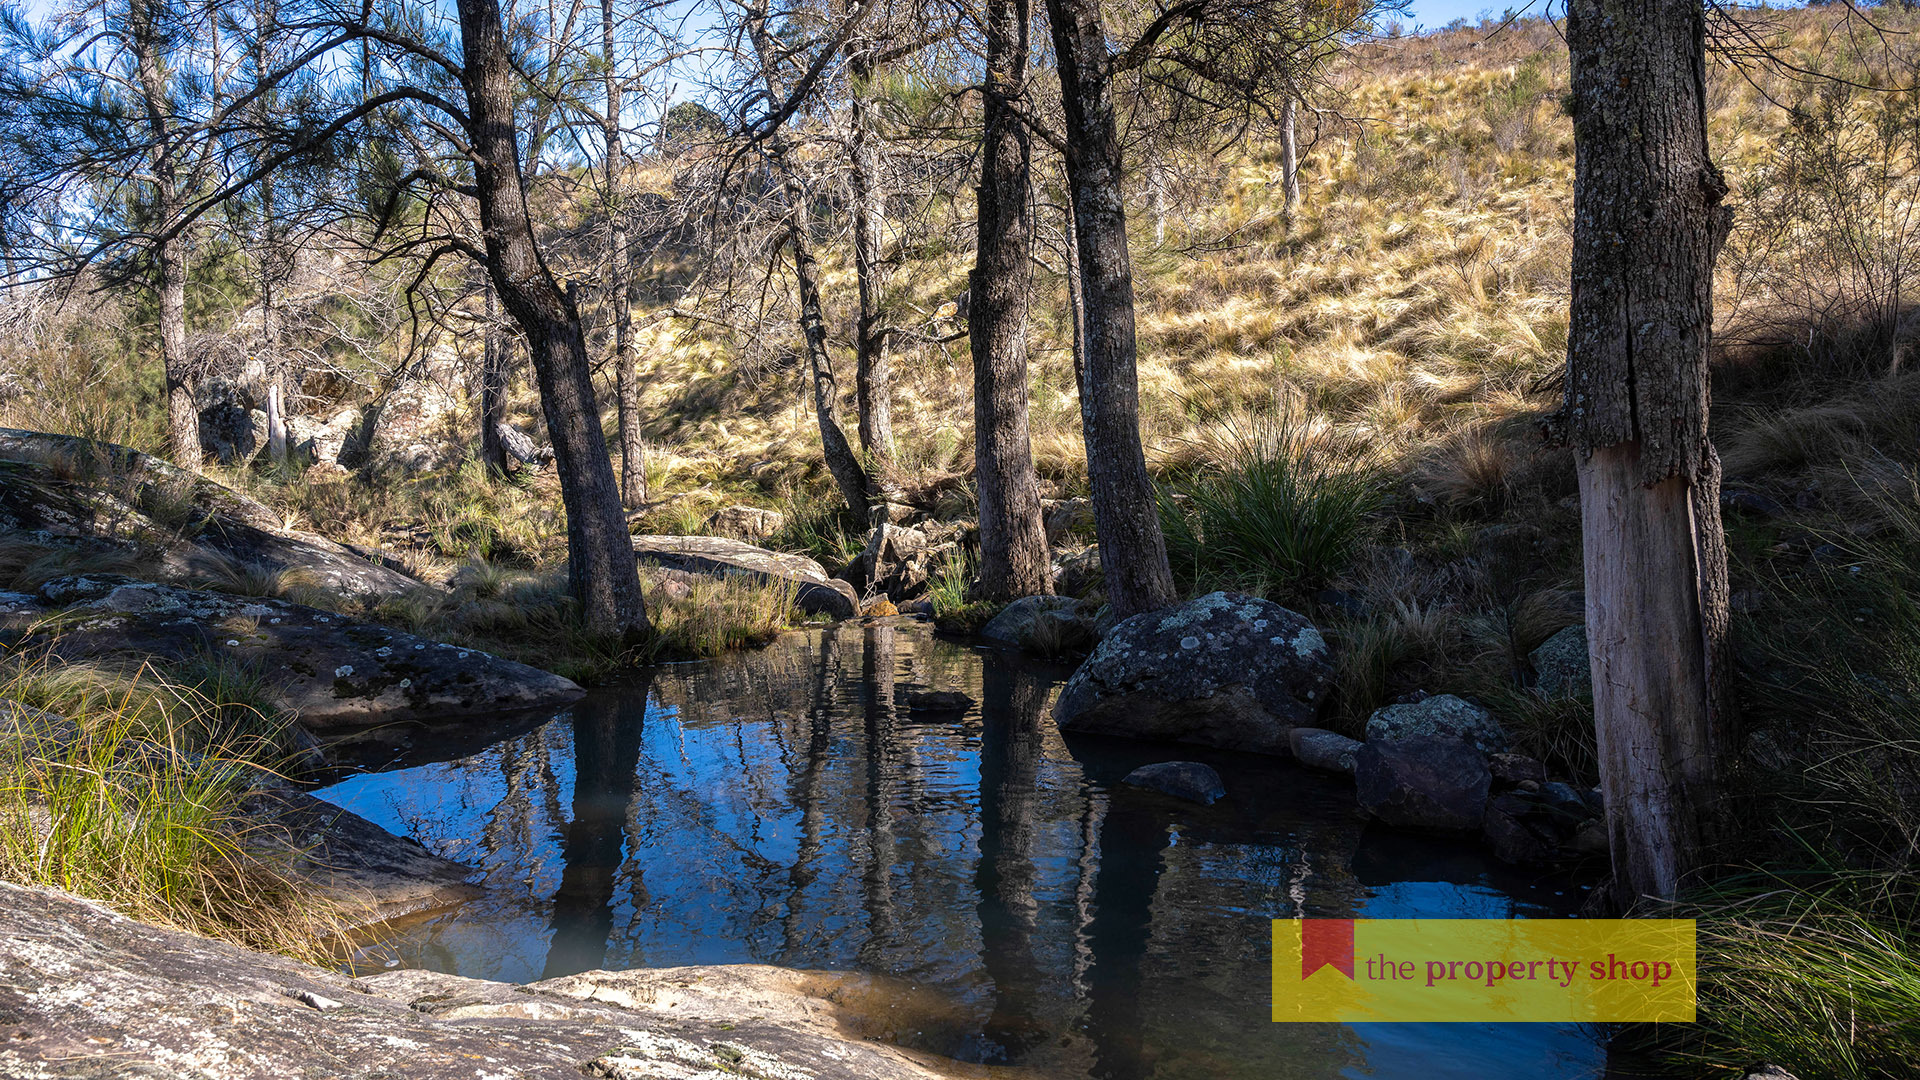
[1044, 0, 1177, 618]
[456, 0, 647, 639]
[266, 380, 287, 464]
[603, 0, 647, 508]
[847, 47, 893, 468]
[133, 3, 198, 467]
[771, 141, 874, 516]
[1567, 0, 1733, 903]
[1282, 97, 1301, 217]
[479, 280, 510, 475]
[970, 0, 1052, 601]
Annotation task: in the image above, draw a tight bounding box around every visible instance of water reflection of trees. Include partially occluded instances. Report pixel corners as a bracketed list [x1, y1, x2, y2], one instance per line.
[333, 626, 1574, 1077]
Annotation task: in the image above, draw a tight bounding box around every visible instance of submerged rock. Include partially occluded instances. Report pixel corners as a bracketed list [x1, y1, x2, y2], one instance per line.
[1353, 736, 1491, 832]
[3, 576, 583, 730]
[1053, 592, 1333, 755]
[905, 690, 973, 712]
[1122, 761, 1227, 804]
[0, 882, 951, 1079]
[1365, 694, 1510, 755]
[632, 534, 858, 618]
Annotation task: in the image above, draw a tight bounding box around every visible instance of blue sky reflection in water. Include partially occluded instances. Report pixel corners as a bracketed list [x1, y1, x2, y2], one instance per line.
[317, 625, 1606, 1080]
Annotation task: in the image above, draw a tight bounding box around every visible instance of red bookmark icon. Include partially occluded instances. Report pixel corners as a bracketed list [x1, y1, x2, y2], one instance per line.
[1301, 919, 1355, 979]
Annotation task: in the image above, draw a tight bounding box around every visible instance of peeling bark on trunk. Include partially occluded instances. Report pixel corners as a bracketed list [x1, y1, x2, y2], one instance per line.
[1282, 97, 1301, 218]
[456, 0, 647, 640]
[1567, 0, 1733, 903]
[970, 0, 1052, 601]
[1044, 0, 1177, 618]
[603, 0, 647, 508]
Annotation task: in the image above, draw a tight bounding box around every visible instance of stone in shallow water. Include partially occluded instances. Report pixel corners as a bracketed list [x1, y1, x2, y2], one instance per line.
[1353, 736, 1490, 832]
[1053, 591, 1333, 755]
[1122, 761, 1227, 805]
[904, 690, 973, 712]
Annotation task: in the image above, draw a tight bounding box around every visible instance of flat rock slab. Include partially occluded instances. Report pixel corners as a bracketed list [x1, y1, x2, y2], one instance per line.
[1290, 727, 1362, 774]
[633, 534, 858, 618]
[5, 575, 583, 729]
[0, 882, 953, 1080]
[1053, 591, 1333, 755]
[0, 428, 426, 600]
[241, 787, 481, 928]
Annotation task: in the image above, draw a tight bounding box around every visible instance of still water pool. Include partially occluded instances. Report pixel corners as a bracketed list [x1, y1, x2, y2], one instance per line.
[316, 623, 1607, 1080]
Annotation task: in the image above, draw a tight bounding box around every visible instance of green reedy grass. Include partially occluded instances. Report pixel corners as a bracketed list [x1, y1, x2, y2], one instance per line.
[642, 575, 800, 659]
[767, 493, 865, 572]
[1158, 408, 1383, 601]
[926, 549, 997, 634]
[0, 653, 344, 959]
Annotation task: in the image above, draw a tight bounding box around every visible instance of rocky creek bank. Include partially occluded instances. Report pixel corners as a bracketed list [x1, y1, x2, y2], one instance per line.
[0, 881, 961, 1080]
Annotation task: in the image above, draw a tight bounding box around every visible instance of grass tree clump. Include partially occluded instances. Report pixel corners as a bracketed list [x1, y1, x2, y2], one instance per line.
[1158, 409, 1382, 600]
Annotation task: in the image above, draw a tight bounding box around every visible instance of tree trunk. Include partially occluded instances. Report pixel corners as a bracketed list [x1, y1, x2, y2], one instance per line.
[771, 141, 874, 516]
[1567, 0, 1733, 903]
[479, 280, 510, 475]
[603, 0, 647, 508]
[134, 4, 198, 468]
[456, 0, 647, 640]
[848, 47, 893, 467]
[1282, 97, 1302, 217]
[159, 233, 198, 466]
[1044, 0, 1177, 619]
[266, 380, 287, 464]
[970, 0, 1053, 601]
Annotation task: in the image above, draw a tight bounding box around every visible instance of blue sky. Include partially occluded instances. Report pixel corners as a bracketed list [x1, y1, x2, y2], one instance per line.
[1400, 0, 1552, 31]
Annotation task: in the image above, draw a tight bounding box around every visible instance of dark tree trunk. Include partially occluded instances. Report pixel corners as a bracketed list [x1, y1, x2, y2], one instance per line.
[970, 0, 1053, 601]
[1044, 0, 1177, 618]
[1567, 0, 1733, 903]
[848, 48, 893, 468]
[456, 0, 647, 639]
[770, 139, 873, 515]
[134, 9, 197, 467]
[603, 0, 647, 508]
[479, 280, 511, 475]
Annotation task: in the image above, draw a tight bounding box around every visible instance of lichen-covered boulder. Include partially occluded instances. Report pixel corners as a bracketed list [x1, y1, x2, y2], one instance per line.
[632, 534, 857, 618]
[1052, 592, 1333, 755]
[1530, 625, 1592, 698]
[1365, 694, 1510, 755]
[4, 576, 583, 730]
[1353, 736, 1490, 832]
[0, 883, 951, 1080]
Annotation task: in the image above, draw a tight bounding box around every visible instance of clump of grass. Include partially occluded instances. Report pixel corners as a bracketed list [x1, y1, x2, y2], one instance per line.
[767, 492, 865, 572]
[1159, 408, 1382, 600]
[926, 549, 997, 634]
[0, 653, 344, 959]
[642, 575, 798, 659]
[1644, 867, 1920, 1079]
